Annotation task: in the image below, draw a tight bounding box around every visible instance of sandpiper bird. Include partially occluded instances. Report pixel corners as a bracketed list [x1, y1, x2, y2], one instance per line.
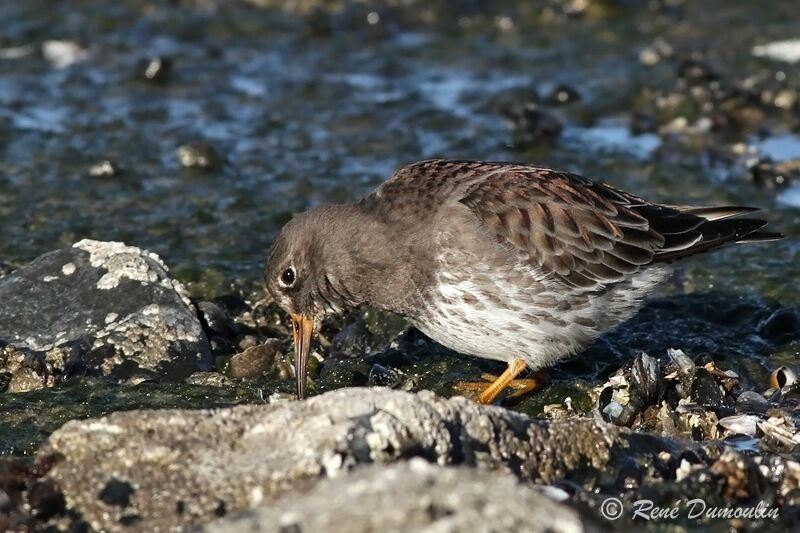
[265, 160, 781, 404]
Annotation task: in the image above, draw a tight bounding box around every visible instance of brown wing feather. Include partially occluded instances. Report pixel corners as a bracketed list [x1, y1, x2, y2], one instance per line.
[451, 162, 776, 288]
[456, 166, 664, 287]
[367, 160, 779, 288]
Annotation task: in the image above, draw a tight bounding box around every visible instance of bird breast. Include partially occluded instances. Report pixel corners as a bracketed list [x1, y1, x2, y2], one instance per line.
[412, 255, 671, 369]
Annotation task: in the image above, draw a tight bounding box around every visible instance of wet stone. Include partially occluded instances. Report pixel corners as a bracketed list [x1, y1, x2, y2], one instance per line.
[1, 346, 49, 393]
[330, 320, 369, 358]
[629, 111, 658, 134]
[210, 294, 250, 317]
[209, 337, 232, 357]
[177, 142, 221, 170]
[88, 160, 122, 178]
[639, 38, 674, 65]
[736, 390, 770, 415]
[758, 307, 800, 342]
[138, 56, 172, 84]
[236, 335, 259, 351]
[677, 54, 718, 84]
[226, 339, 281, 380]
[503, 103, 563, 148]
[546, 83, 581, 106]
[748, 159, 800, 190]
[330, 309, 407, 360]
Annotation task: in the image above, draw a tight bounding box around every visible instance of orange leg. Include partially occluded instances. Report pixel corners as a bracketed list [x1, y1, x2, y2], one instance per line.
[453, 358, 540, 404]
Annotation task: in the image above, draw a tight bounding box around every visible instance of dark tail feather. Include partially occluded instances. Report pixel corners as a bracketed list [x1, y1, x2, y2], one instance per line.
[679, 205, 760, 221]
[653, 207, 782, 263]
[736, 231, 784, 244]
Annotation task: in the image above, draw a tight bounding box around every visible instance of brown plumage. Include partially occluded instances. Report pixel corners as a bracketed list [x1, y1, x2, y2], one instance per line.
[371, 160, 778, 288]
[265, 159, 782, 402]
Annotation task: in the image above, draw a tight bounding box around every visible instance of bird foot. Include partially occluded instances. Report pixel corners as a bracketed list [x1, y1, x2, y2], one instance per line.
[453, 359, 545, 404]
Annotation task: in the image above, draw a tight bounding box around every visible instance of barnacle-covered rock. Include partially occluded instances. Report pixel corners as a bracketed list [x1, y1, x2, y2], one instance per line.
[0, 240, 211, 385]
[759, 415, 800, 452]
[39, 387, 685, 531]
[203, 460, 592, 533]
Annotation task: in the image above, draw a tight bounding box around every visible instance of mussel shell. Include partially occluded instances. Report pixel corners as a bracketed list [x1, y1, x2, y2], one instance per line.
[367, 363, 405, 389]
[736, 390, 770, 415]
[718, 414, 761, 436]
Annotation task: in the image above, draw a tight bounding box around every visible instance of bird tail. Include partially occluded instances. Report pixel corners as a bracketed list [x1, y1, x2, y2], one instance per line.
[647, 205, 783, 262]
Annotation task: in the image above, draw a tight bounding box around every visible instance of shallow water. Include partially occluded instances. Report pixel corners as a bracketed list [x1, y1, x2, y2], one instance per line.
[1, 0, 799, 457]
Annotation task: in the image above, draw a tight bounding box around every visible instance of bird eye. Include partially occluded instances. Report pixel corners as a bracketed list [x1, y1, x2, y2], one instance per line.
[279, 266, 296, 288]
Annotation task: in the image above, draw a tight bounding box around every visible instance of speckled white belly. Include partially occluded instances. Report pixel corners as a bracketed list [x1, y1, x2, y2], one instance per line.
[414, 262, 671, 369]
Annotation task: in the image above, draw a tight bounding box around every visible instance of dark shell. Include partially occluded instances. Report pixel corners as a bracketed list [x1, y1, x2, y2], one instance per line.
[367, 363, 405, 389]
[197, 301, 238, 340]
[736, 390, 770, 415]
[690, 368, 733, 414]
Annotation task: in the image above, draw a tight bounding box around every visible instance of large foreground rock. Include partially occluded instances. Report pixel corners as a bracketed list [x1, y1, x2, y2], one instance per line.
[0, 240, 211, 386]
[40, 387, 680, 531]
[203, 460, 595, 533]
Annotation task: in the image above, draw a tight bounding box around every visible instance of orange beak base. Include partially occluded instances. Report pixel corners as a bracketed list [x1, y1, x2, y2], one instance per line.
[290, 313, 314, 400]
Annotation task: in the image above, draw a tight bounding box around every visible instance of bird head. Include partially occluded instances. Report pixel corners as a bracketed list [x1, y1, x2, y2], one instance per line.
[264, 206, 364, 400]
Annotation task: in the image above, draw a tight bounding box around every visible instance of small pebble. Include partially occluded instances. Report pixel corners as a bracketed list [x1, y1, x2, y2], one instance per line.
[139, 56, 172, 84]
[42, 40, 88, 69]
[88, 160, 122, 178]
[177, 142, 221, 170]
[227, 340, 281, 380]
[546, 84, 581, 106]
[503, 103, 562, 148]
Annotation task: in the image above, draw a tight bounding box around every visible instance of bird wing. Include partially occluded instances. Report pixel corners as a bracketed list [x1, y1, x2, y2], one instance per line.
[369, 160, 774, 288]
[456, 164, 667, 287]
[453, 162, 770, 288]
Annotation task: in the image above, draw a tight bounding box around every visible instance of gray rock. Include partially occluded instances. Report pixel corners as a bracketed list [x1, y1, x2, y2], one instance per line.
[40, 387, 680, 531]
[0, 240, 211, 384]
[203, 459, 595, 533]
[226, 339, 281, 380]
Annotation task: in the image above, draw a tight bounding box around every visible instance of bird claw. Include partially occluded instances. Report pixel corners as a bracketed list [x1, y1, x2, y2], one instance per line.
[453, 360, 545, 404]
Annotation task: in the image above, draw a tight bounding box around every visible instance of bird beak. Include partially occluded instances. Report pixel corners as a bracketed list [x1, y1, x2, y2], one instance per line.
[290, 313, 314, 400]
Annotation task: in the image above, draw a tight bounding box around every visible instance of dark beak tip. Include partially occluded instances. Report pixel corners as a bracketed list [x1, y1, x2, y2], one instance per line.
[291, 313, 314, 401]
